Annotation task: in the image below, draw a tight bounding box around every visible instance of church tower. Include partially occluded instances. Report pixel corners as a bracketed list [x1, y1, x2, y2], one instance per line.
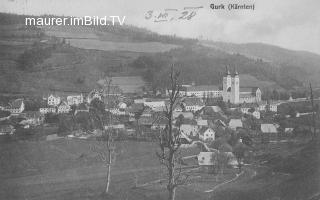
[222, 66, 232, 103]
[231, 69, 240, 104]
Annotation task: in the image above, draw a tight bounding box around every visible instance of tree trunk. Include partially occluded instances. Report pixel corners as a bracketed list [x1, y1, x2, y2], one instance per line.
[105, 163, 111, 193]
[105, 149, 112, 194]
[168, 187, 176, 200]
[168, 151, 176, 200]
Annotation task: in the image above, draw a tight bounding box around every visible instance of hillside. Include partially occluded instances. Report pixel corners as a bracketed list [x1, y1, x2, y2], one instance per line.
[201, 41, 320, 87]
[0, 13, 319, 97]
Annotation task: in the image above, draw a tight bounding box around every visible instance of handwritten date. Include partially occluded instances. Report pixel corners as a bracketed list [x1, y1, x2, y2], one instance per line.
[145, 6, 203, 22]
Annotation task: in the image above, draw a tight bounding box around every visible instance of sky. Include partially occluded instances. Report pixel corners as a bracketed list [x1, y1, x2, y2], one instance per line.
[1, 0, 320, 54]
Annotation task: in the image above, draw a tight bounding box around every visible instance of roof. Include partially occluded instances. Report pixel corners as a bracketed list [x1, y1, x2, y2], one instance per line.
[0, 124, 14, 132]
[199, 127, 214, 136]
[261, 124, 278, 133]
[187, 85, 220, 92]
[229, 119, 243, 128]
[10, 99, 24, 109]
[240, 87, 259, 94]
[183, 97, 205, 107]
[197, 119, 208, 126]
[138, 116, 154, 125]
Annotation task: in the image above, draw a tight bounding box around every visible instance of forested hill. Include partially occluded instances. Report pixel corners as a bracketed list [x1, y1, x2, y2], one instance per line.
[201, 41, 320, 87]
[0, 12, 319, 97]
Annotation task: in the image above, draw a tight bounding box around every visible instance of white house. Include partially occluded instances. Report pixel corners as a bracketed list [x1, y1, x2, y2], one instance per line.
[87, 89, 102, 103]
[57, 101, 71, 113]
[197, 119, 208, 127]
[47, 94, 61, 106]
[4, 99, 25, 114]
[198, 151, 218, 166]
[199, 127, 215, 141]
[143, 99, 166, 111]
[251, 111, 261, 119]
[180, 124, 199, 137]
[118, 102, 127, 109]
[269, 103, 279, 112]
[183, 97, 205, 112]
[40, 106, 56, 114]
[67, 94, 84, 106]
[261, 124, 278, 134]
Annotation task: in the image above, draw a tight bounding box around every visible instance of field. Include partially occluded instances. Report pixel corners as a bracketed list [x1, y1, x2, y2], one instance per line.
[67, 39, 179, 53]
[1, 136, 318, 200]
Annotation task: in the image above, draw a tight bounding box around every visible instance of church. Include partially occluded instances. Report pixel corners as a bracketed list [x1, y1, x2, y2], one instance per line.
[222, 67, 261, 104]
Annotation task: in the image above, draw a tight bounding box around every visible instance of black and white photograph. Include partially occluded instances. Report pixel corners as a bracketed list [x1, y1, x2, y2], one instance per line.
[0, 0, 319, 199]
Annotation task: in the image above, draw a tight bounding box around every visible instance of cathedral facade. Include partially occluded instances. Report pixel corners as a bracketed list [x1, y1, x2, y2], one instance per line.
[222, 67, 261, 104]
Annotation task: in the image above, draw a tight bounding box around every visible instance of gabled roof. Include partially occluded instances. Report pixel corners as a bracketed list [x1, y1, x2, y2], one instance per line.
[229, 119, 243, 128]
[261, 124, 277, 133]
[183, 97, 205, 107]
[58, 101, 69, 107]
[240, 87, 259, 94]
[10, 99, 24, 109]
[199, 127, 214, 136]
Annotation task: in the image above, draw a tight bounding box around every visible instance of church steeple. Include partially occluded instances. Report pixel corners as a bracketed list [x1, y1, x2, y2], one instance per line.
[234, 67, 239, 76]
[225, 65, 231, 76]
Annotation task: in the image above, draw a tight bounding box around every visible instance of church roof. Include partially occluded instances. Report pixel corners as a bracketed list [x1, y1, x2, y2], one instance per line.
[240, 87, 259, 94]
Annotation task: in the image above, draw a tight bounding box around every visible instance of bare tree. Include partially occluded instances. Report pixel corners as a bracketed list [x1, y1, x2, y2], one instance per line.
[89, 77, 119, 194]
[156, 66, 188, 200]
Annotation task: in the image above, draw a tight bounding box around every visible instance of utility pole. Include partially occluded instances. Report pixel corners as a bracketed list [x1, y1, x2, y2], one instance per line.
[309, 83, 316, 139]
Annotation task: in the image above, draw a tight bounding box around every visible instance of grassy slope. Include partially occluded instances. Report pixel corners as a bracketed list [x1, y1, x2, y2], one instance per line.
[210, 140, 320, 200]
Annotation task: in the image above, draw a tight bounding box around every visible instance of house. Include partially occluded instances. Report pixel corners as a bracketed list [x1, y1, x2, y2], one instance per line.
[180, 124, 199, 137]
[4, 99, 25, 114]
[67, 94, 84, 106]
[173, 104, 183, 112]
[251, 111, 260, 119]
[141, 107, 153, 117]
[87, 89, 102, 103]
[199, 127, 215, 141]
[198, 151, 218, 166]
[138, 116, 154, 126]
[118, 102, 127, 109]
[39, 106, 56, 114]
[47, 94, 61, 106]
[151, 117, 168, 130]
[229, 119, 243, 130]
[23, 111, 44, 125]
[143, 99, 166, 111]
[284, 128, 294, 134]
[182, 97, 205, 112]
[57, 101, 71, 113]
[261, 124, 278, 134]
[269, 102, 280, 112]
[197, 119, 208, 127]
[258, 101, 267, 111]
[0, 124, 15, 135]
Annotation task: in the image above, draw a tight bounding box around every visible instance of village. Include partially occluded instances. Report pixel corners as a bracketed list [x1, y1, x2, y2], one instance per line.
[0, 67, 318, 165]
